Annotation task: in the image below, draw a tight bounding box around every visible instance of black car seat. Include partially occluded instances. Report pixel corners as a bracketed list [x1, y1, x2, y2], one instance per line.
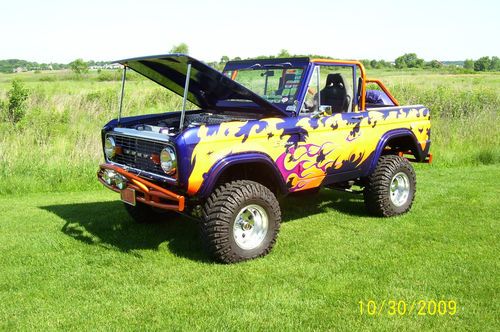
[320, 73, 348, 113]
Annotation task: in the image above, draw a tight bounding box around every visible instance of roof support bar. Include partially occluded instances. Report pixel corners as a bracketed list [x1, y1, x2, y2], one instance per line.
[117, 65, 127, 124]
[316, 66, 321, 110]
[179, 62, 192, 131]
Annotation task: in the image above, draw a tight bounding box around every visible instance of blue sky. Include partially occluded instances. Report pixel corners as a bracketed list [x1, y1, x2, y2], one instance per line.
[2, 0, 499, 63]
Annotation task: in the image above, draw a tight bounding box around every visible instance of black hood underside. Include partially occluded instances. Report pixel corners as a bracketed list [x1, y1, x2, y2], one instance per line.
[117, 54, 288, 117]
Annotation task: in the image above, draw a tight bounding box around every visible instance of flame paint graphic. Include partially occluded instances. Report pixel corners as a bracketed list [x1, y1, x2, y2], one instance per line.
[276, 143, 337, 190]
[185, 107, 431, 195]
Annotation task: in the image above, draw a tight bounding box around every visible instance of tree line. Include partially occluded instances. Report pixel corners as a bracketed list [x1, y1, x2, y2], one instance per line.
[391, 53, 499, 71]
[213, 49, 499, 72]
[2, 43, 498, 73]
[0, 59, 112, 73]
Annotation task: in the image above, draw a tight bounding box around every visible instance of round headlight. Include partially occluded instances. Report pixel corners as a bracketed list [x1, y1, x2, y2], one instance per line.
[160, 146, 177, 175]
[104, 136, 116, 159]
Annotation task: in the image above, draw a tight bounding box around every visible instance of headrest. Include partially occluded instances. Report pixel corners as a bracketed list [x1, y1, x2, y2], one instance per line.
[326, 73, 344, 87]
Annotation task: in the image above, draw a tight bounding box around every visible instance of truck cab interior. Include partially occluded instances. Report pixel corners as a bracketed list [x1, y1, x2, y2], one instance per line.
[300, 65, 355, 114]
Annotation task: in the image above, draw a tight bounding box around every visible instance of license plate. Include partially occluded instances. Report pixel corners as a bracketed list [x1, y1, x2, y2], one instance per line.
[121, 188, 136, 206]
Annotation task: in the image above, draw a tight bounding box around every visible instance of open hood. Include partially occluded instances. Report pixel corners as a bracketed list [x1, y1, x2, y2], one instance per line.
[117, 54, 288, 117]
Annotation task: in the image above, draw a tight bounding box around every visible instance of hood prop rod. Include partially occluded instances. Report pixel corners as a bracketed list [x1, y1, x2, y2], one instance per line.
[179, 62, 192, 132]
[117, 65, 127, 125]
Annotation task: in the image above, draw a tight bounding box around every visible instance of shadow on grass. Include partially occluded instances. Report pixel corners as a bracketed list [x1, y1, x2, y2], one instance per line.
[282, 189, 369, 222]
[41, 189, 368, 260]
[41, 201, 208, 261]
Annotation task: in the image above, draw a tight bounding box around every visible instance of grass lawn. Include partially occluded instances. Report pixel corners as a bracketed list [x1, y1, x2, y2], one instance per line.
[0, 164, 498, 331]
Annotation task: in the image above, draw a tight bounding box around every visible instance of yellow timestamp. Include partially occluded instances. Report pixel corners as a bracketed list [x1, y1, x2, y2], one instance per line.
[358, 300, 457, 316]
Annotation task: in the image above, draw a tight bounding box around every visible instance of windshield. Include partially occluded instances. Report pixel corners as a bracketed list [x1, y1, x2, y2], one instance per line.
[223, 67, 304, 105]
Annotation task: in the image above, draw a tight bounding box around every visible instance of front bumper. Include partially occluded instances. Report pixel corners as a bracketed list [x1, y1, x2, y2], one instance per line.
[97, 163, 185, 212]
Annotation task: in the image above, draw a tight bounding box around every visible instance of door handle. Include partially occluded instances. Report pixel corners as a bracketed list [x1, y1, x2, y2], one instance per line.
[351, 115, 364, 120]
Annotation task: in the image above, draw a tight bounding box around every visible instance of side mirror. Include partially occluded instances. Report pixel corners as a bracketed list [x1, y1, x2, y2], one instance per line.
[319, 105, 332, 115]
[311, 105, 333, 118]
[260, 70, 275, 77]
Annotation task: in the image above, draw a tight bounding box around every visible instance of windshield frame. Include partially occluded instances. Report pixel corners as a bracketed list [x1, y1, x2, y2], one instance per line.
[222, 58, 310, 114]
[222, 66, 305, 105]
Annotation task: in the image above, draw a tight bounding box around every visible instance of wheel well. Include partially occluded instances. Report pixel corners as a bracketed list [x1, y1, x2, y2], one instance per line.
[383, 135, 421, 160]
[214, 162, 284, 196]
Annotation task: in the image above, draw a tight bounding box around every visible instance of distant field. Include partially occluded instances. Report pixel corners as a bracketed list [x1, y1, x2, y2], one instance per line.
[0, 68, 498, 194]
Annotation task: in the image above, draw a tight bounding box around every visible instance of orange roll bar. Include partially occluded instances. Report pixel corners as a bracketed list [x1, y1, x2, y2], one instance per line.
[365, 78, 399, 106]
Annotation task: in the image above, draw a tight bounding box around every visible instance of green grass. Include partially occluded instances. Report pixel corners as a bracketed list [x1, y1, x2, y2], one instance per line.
[0, 165, 498, 330]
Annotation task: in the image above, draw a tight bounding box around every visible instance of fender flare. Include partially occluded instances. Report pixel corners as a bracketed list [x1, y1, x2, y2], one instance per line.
[368, 128, 423, 173]
[196, 152, 287, 198]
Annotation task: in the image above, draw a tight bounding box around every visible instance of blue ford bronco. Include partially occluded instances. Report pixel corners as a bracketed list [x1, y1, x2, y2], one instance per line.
[98, 54, 431, 263]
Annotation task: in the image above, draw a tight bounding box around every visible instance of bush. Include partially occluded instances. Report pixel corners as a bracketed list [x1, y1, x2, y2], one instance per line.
[97, 70, 120, 81]
[464, 59, 474, 70]
[395, 53, 424, 69]
[169, 43, 189, 54]
[0, 99, 6, 118]
[69, 58, 89, 74]
[39, 75, 56, 82]
[474, 57, 491, 71]
[2, 79, 29, 123]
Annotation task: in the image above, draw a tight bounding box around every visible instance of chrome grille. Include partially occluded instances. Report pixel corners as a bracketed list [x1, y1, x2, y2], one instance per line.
[108, 134, 167, 174]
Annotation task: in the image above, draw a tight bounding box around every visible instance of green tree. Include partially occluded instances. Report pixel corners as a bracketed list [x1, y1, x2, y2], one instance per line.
[378, 60, 390, 68]
[2, 79, 29, 123]
[277, 49, 291, 57]
[395, 53, 424, 69]
[169, 43, 189, 54]
[370, 60, 378, 69]
[427, 60, 442, 68]
[488, 56, 499, 71]
[463, 59, 474, 70]
[69, 58, 88, 74]
[360, 59, 371, 68]
[474, 56, 491, 71]
[220, 55, 229, 64]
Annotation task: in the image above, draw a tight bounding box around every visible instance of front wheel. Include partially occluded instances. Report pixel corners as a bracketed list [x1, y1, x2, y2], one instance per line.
[363, 155, 416, 217]
[201, 180, 281, 263]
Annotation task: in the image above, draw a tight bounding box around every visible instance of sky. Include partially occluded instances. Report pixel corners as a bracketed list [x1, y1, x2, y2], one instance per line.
[2, 0, 499, 63]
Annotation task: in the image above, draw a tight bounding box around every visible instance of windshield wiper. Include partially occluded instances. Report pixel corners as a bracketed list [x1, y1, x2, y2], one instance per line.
[244, 63, 262, 70]
[263, 62, 292, 68]
[243, 62, 293, 70]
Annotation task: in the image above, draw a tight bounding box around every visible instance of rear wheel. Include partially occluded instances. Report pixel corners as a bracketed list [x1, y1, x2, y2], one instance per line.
[201, 180, 281, 263]
[363, 155, 416, 217]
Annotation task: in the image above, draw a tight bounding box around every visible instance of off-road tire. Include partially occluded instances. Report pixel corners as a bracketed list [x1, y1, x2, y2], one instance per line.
[201, 180, 281, 263]
[363, 155, 416, 217]
[124, 202, 174, 223]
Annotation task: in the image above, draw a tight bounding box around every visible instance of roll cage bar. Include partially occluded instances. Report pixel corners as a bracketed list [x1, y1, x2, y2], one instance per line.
[310, 59, 399, 111]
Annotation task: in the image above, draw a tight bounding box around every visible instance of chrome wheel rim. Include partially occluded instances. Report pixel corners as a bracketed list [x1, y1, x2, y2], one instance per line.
[390, 172, 410, 207]
[233, 204, 269, 250]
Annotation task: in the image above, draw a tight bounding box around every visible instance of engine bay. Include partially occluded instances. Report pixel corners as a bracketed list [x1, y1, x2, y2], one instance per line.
[130, 111, 257, 137]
